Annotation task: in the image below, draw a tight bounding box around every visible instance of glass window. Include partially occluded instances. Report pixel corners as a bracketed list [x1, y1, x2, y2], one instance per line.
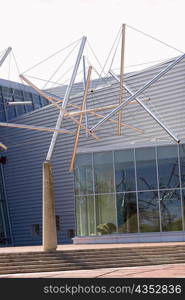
[40, 96, 48, 107]
[179, 144, 185, 188]
[157, 145, 179, 189]
[0, 104, 6, 121]
[136, 147, 157, 191]
[56, 215, 60, 231]
[67, 229, 75, 239]
[94, 152, 114, 194]
[117, 192, 138, 233]
[74, 153, 93, 195]
[138, 191, 160, 232]
[160, 189, 182, 231]
[76, 195, 95, 236]
[32, 93, 41, 109]
[23, 91, 34, 112]
[7, 104, 16, 120]
[95, 194, 117, 235]
[31, 224, 40, 236]
[14, 89, 25, 116]
[114, 149, 135, 192]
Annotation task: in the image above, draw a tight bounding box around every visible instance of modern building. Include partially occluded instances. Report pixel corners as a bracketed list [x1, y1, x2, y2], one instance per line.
[1, 55, 185, 247]
[0, 78, 48, 245]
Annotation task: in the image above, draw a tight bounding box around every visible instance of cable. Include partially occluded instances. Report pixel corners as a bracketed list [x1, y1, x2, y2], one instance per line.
[87, 41, 104, 75]
[127, 25, 184, 54]
[55, 65, 74, 84]
[109, 33, 122, 72]
[22, 38, 81, 74]
[26, 75, 65, 87]
[42, 41, 80, 89]
[8, 52, 12, 81]
[100, 26, 122, 76]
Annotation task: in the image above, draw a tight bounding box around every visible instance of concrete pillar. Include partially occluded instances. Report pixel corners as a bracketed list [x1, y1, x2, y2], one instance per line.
[42, 161, 57, 251]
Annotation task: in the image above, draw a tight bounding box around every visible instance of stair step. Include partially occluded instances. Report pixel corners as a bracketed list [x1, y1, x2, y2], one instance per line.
[0, 256, 185, 271]
[0, 244, 185, 275]
[0, 258, 185, 275]
[1, 250, 185, 264]
[1, 245, 185, 257]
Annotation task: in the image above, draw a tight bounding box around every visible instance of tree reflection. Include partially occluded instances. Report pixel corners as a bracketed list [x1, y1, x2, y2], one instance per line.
[117, 193, 138, 233]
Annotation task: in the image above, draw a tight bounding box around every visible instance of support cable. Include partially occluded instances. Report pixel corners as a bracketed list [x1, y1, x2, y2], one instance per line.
[22, 38, 81, 74]
[42, 41, 80, 89]
[100, 26, 122, 76]
[127, 25, 184, 54]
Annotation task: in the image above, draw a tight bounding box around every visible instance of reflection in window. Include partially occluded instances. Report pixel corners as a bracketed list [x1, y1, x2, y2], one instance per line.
[136, 147, 157, 191]
[114, 150, 135, 192]
[95, 194, 117, 235]
[76, 196, 95, 236]
[160, 190, 182, 231]
[179, 145, 185, 188]
[74, 154, 93, 195]
[138, 191, 160, 232]
[117, 193, 138, 233]
[94, 152, 114, 194]
[158, 145, 179, 189]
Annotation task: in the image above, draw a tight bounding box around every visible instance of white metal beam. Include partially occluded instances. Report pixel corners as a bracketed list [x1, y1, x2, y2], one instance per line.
[90, 53, 185, 136]
[109, 71, 179, 143]
[46, 36, 87, 161]
[0, 47, 12, 67]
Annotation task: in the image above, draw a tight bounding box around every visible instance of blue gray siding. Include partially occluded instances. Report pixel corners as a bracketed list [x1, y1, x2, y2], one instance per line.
[1, 57, 185, 245]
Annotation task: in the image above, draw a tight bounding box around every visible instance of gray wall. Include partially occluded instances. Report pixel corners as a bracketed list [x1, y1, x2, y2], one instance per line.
[1, 57, 185, 245]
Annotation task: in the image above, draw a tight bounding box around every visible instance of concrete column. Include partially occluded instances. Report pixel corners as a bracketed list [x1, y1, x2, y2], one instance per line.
[42, 161, 57, 251]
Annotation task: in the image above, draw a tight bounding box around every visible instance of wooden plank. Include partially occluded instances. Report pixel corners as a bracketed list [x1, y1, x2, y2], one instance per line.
[0, 142, 7, 150]
[65, 98, 150, 116]
[0, 122, 76, 134]
[69, 66, 92, 172]
[20, 74, 99, 140]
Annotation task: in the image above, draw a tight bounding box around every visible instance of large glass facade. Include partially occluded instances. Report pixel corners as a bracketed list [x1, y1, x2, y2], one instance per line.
[75, 143, 185, 237]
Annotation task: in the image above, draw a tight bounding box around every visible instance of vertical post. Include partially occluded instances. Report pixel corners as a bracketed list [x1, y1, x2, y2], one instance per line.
[118, 24, 126, 135]
[69, 66, 92, 172]
[46, 36, 87, 161]
[43, 161, 57, 251]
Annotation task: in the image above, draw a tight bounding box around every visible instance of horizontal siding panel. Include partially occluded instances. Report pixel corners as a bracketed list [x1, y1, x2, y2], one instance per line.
[2, 56, 185, 245]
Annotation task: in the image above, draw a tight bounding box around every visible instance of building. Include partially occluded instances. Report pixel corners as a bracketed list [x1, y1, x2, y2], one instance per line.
[0, 78, 48, 245]
[1, 55, 185, 246]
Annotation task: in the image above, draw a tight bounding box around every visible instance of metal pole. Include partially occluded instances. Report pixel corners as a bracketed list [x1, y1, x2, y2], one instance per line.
[0, 47, 12, 67]
[0, 121, 76, 135]
[109, 71, 179, 143]
[7, 101, 32, 105]
[90, 53, 185, 132]
[46, 36, 87, 161]
[83, 55, 89, 137]
[118, 24, 126, 135]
